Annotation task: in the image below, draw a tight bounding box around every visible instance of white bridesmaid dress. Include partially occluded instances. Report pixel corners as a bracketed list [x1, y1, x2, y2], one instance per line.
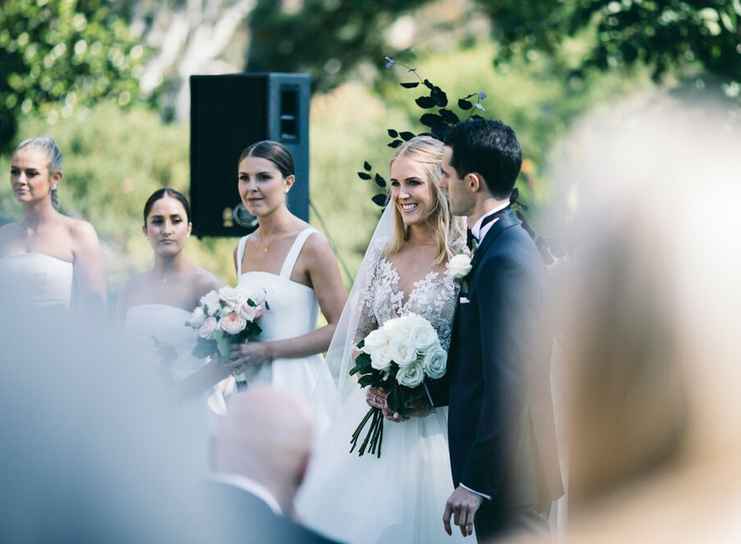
[234, 227, 338, 432]
[0, 253, 74, 308]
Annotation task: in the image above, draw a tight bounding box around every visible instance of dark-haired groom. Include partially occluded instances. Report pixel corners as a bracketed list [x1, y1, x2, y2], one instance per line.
[428, 118, 563, 540]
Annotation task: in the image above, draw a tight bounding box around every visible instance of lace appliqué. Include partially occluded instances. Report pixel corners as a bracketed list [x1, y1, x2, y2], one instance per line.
[358, 253, 458, 351]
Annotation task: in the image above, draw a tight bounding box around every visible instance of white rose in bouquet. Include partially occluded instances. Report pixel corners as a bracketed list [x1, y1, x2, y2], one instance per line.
[218, 286, 245, 309]
[389, 336, 419, 367]
[239, 285, 267, 307]
[362, 327, 388, 354]
[186, 306, 206, 329]
[370, 348, 393, 371]
[219, 312, 247, 335]
[396, 361, 425, 388]
[200, 291, 222, 316]
[422, 343, 447, 379]
[408, 316, 438, 351]
[198, 316, 219, 339]
[238, 300, 265, 322]
[447, 254, 473, 279]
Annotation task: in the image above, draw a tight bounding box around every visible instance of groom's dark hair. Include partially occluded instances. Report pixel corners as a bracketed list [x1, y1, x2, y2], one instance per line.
[445, 118, 522, 199]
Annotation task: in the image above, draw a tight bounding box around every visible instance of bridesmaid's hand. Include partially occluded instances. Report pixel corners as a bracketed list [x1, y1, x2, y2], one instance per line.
[229, 342, 274, 368]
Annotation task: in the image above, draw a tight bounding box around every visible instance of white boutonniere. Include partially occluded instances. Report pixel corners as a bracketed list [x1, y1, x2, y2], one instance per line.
[447, 253, 473, 280]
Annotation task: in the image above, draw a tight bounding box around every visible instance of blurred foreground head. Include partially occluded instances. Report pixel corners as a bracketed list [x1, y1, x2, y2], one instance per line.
[212, 385, 315, 515]
[547, 92, 741, 540]
[0, 307, 217, 542]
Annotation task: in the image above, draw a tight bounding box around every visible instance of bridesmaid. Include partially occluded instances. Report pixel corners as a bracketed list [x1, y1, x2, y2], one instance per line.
[118, 188, 222, 318]
[118, 188, 225, 384]
[229, 140, 346, 426]
[0, 136, 105, 311]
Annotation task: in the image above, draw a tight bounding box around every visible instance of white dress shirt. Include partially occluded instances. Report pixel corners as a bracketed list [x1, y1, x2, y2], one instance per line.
[470, 203, 509, 245]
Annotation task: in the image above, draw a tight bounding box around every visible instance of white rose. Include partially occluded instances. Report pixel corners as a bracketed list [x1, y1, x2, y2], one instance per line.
[388, 334, 419, 367]
[447, 254, 473, 279]
[238, 301, 265, 322]
[250, 288, 268, 307]
[200, 290, 222, 316]
[237, 284, 267, 307]
[198, 316, 218, 339]
[186, 306, 206, 329]
[396, 362, 425, 388]
[219, 312, 247, 335]
[370, 347, 393, 371]
[218, 286, 246, 310]
[409, 317, 438, 351]
[422, 344, 447, 379]
[362, 328, 388, 355]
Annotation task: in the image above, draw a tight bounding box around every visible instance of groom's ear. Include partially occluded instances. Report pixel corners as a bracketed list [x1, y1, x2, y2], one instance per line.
[464, 172, 484, 194]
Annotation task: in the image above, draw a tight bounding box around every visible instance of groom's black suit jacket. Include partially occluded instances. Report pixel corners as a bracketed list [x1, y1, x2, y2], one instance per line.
[429, 209, 563, 521]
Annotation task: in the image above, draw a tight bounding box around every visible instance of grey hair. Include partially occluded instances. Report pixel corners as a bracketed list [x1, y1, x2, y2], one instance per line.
[14, 136, 63, 209]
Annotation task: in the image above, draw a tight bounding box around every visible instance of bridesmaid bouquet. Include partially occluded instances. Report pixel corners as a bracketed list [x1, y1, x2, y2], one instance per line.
[349, 313, 447, 457]
[186, 286, 268, 360]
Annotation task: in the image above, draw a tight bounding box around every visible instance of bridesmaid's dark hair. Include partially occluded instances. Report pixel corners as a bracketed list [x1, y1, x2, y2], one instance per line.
[238, 140, 295, 178]
[143, 188, 191, 226]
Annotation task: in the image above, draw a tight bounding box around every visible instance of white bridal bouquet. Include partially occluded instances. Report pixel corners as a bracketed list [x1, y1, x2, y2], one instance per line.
[349, 313, 447, 457]
[186, 286, 268, 361]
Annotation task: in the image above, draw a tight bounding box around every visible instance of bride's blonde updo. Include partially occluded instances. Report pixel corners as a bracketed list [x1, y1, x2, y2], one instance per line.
[385, 135, 463, 264]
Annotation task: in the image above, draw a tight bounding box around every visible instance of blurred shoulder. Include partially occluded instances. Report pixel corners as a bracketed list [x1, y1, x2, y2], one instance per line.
[0, 222, 22, 244]
[191, 266, 224, 296]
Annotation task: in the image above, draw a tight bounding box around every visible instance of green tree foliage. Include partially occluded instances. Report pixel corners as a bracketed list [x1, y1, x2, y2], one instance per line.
[0, 0, 146, 151]
[476, 0, 740, 88]
[379, 44, 648, 210]
[245, 0, 432, 91]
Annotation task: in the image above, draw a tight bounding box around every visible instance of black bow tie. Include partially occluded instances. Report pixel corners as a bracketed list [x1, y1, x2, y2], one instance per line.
[466, 206, 511, 251]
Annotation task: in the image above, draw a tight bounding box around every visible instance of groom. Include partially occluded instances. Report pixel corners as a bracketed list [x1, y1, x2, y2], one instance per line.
[430, 118, 563, 540]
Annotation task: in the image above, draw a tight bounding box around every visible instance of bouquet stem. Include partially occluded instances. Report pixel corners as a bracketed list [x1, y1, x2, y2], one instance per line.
[349, 407, 384, 458]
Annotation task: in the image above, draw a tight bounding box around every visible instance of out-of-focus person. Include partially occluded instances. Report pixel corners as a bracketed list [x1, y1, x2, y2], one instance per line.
[505, 93, 741, 543]
[208, 385, 342, 543]
[0, 307, 220, 542]
[0, 136, 106, 312]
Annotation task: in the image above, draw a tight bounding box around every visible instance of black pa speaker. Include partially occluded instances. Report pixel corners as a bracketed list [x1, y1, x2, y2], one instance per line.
[189, 73, 310, 237]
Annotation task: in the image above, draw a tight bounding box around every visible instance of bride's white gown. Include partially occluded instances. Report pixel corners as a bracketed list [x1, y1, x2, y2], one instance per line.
[296, 253, 473, 544]
[235, 227, 337, 432]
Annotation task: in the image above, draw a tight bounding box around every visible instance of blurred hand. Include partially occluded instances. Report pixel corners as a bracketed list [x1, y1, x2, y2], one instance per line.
[229, 342, 273, 369]
[443, 486, 482, 537]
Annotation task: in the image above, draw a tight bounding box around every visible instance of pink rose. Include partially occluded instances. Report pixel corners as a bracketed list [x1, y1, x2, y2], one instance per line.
[219, 312, 247, 335]
[198, 316, 218, 339]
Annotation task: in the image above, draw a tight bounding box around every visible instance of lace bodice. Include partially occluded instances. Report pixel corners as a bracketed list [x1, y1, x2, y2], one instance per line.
[357, 247, 458, 351]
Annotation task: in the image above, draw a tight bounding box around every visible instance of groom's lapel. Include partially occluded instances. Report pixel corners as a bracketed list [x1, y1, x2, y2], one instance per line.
[470, 208, 520, 271]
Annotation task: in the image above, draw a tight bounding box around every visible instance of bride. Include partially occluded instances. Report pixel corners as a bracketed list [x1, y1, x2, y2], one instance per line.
[0, 136, 106, 312]
[296, 136, 472, 543]
[227, 140, 346, 430]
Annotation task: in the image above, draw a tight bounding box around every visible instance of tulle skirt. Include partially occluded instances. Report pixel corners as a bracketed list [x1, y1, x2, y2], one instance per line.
[296, 388, 474, 544]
